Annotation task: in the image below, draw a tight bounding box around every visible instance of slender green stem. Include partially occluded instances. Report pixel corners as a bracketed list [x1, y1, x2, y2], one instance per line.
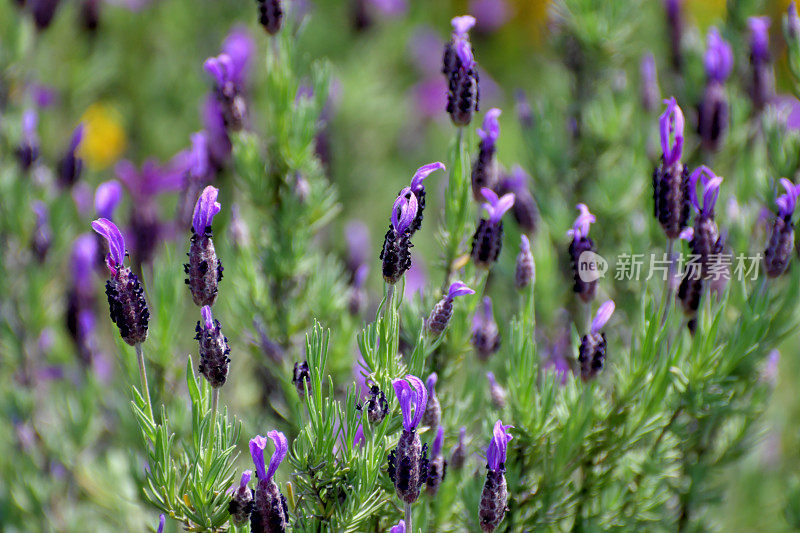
[211, 387, 220, 448]
[661, 238, 675, 327]
[404, 502, 413, 533]
[135, 343, 153, 421]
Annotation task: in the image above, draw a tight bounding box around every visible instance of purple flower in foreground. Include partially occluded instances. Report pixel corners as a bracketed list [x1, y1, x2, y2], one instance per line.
[91, 218, 149, 346]
[407, 162, 446, 235]
[422, 373, 441, 427]
[443, 15, 480, 126]
[389, 519, 406, 533]
[58, 123, 85, 188]
[578, 300, 614, 382]
[471, 108, 501, 200]
[471, 188, 514, 268]
[388, 375, 429, 503]
[228, 470, 254, 526]
[427, 281, 476, 336]
[94, 180, 123, 220]
[186, 186, 224, 307]
[764, 179, 799, 278]
[250, 431, 290, 532]
[380, 188, 418, 284]
[568, 204, 598, 303]
[16, 108, 39, 171]
[479, 420, 512, 532]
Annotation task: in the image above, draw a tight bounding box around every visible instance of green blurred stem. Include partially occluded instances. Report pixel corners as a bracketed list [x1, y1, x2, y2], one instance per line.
[441, 127, 467, 293]
[211, 387, 219, 448]
[661, 238, 675, 327]
[135, 343, 153, 421]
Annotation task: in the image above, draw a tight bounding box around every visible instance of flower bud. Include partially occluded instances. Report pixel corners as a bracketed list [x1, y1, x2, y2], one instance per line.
[421, 373, 441, 428]
[388, 376, 429, 504]
[765, 180, 798, 278]
[228, 471, 254, 526]
[185, 186, 223, 307]
[471, 189, 515, 269]
[567, 204, 597, 303]
[514, 235, 534, 290]
[196, 306, 230, 388]
[292, 361, 311, 397]
[479, 421, 512, 533]
[449, 427, 468, 470]
[426, 282, 475, 337]
[472, 298, 500, 360]
[578, 301, 614, 382]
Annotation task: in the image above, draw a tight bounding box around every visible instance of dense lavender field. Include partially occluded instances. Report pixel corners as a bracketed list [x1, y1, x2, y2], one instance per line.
[2, 0, 800, 531]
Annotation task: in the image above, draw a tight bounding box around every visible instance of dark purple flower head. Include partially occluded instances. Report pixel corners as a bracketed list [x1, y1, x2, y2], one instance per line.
[94, 180, 123, 220]
[481, 188, 515, 224]
[776, 178, 800, 218]
[659, 97, 684, 165]
[431, 425, 445, 457]
[157, 514, 165, 533]
[486, 420, 513, 471]
[192, 185, 221, 234]
[704, 28, 733, 83]
[410, 162, 446, 195]
[71, 233, 98, 292]
[447, 280, 476, 300]
[91, 218, 125, 275]
[477, 108, 501, 149]
[392, 374, 428, 432]
[566, 203, 595, 241]
[689, 165, 723, 216]
[392, 187, 418, 234]
[591, 300, 615, 334]
[389, 519, 407, 533]
[249, 430, 288, 483]
[748, 16, 770, 63]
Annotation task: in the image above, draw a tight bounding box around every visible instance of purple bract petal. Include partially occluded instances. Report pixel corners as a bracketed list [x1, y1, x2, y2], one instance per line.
[91, 218, 125, 273]
[204, 54, 234, 89]
[389, 519, 407, 533]
[391, 187, 418, 234]
[486, 419, 513, 471]
[776, 178, 799, 217]
[689, 165, 722, 215]
[249, 435, 269, 481]
[69, 123, 86, 153]
[591, 300, 615, 334]
[157, 514, 165, 533]
[410, 162, 446, 193]
[520, 234, 531, 254]
[222, 26, 255, 88]
[704, 28, 733, 82]
[94, 180, 123, 220]
[392, 374, 428, 431]
[266, 430, 288, 482]
[432, 425, 445, 457]
[748, 16, 770, 63]
[189, 132, 210, 179]
[426, 372, 438, 397]
[239, 470, 252, 489]
[659, 97, 684, 165]
[567, 203, 595, 240]
[477, 108, 501, 146]
[192, 185, 221, 234]
[481, 188, 515, 224]
[455, 39, 475, 70]
[201, 306, 214, 330]
[447, 280, 475, 300]
[451, 15, 476, 36]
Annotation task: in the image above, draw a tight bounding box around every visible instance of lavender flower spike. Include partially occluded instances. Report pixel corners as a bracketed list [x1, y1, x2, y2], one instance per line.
[389, 520, 406, 533]
[422, 373, 441, 428]
[250, 431, 290, 532]
[392, 375, 428, 432]
[477, 108, 501, 148]
[640, 53, 660, 112]
[472, 189, 514, 268]
[426, 425, 447, 496]
[579, 300, 614, 381]
[91, 218, 149, 345]
[515, 235, 535, 289]
[749, 17, 771, 63]
[480, 420, 513, 532]
[688, 165, 723, 216]
[659, 97, 684, 166]
[228, 470, 254, 526]
[58, 123, 85, 187]
[408, 162, 445, 234]
[704, 28, 733, 83]
[187, 186, 224, 307]
[568, 204, 598, 303]
[748, 16, 774, 110]
[472, 110, 502, 200]
[444, 15, 480, 125]
[381, 188, 418, 284]
[192, 185, 222, 234]
[157, 514, 165, 533]
[196, 306, 230, 388]
[94, 180, 123, 219]
[388, 375, 430, 503]
[427, 281, 476, 336]
[17, 108, 40, 171]
[472, 297, 500, 360]
[765, 179, 800, 278]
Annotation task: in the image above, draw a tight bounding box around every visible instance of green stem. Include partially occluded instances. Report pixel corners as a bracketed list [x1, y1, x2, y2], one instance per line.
[661, 238, 675, 327]
[135, 343, 154, 421]
[404, 502, 413, 533]
[211, 387, 220, 449]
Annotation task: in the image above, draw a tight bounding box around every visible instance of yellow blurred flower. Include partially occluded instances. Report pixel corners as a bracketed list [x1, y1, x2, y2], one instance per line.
[685, 0, 726, 29]
[79, 103, 126, 170]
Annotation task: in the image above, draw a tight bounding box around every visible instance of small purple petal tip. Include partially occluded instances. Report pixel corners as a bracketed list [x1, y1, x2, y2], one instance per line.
[591, 300, 615, 334]
[192, 185, 221, 234]
[91, 218, 125, 273]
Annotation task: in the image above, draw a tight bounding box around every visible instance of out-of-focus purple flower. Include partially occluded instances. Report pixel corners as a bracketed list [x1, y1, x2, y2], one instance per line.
[788, 2, 800, 42]
[486, 371, 506, 409]
[345, 220, 371, 274]
[71, 233, 98, 294]
[157, 514, 165, 533]
[477, 108, 501, 149]
[203, 96, 232, 168]
[116, 157, 187, 203]
[30, 0, 61, 30]
[640, 53, 660, 112]
[704, 28, 733, 83]
[389, 519, 406, 533]
[412, 77, 448, 120]
[481, 188, 515, 225]
[94, 180, 123, 220]
[543, 353, 570, 384]
[469, 0, 509, 32]
[515, 89, 533, 128]
[392, 374, 428, 432]
[472, 297, 500, 360]
[566, 203, 595, 241]
[486, 420, 512, 470]
[761, 350, 780, 385]
[422, 373, 441, 428]
[408, 27, 444, 75]
[368, 0, 407, 17]
[16, 108, 39, 171]
[57, 123, 85, 187]
[748, 16, 774, 111]
[403, 259, 427, 300]
[659, 97, 684, 166]
[222, 26, 255, 88]
[749, 17, 771, 63]
[688, 166, 723, 216]
[30, 201, 51, 263]
[31, 83, 58, 108]
[590, 300, 615, 334]
[664, 0, 683, 70]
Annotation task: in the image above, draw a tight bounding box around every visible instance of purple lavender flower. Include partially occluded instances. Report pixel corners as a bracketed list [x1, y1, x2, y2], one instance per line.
[443, 15, 480, 126]
[426, 281, 476, 337]
[157, 514, 165, 533]
[228, 470, 254, 526]
[659, 97, 684, 167]
[359, 384, 389, 424]
[578, 300, 614, 382]
[380, 188, 418, 284]
[348, 264, 369, 316]
[472, 297, 500, 360]
[486, 371, 506, 409]
[764, 179, 799, 278]
[479, 420, 512, 532]
[514, 89, 534, 129]
[205, 55, 247, 131]
[91, 218, 149, 346]
[57, 123, 85, 188]
[640, 53, 660, 112]
[471, 188, 515, 268]
[407, 162, 446, 235]
[177, 131, 213, 227]
[787, 2, 800, 42]
[469, 0, 509, 32]
[222, 27, 255, 88]
[30, 201, 51, 263]
[422, 373, 441, 428]
[345, 220, 371, 274]
[94, 180, 123, 220]
[450, 427, 468, 470]
[249, 432, 290, 532]
[293, 360, 312, 397]
[748, 17, 774, 111]
[389, 520, 406, 533]
[16, 108, 39, 171]
[426, 425, 447, 496]
[195, 306, 230, 388]
[471, 108, 501, 201]
[185, 186, 223, 307]
[67, 234, 100, 365]
[514, 235, 535, 289]
[388, 375, 429, 503]
[497, 165, 538, 235]
[653, 98, 691, 240]
[704, 28, 733, 83]
[567, 203, 598, 303]
[699, 29, 732, 151]
[664, 0, 683, 70]
[256, 0, 283, 34]
[203, 96, 232, 168]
